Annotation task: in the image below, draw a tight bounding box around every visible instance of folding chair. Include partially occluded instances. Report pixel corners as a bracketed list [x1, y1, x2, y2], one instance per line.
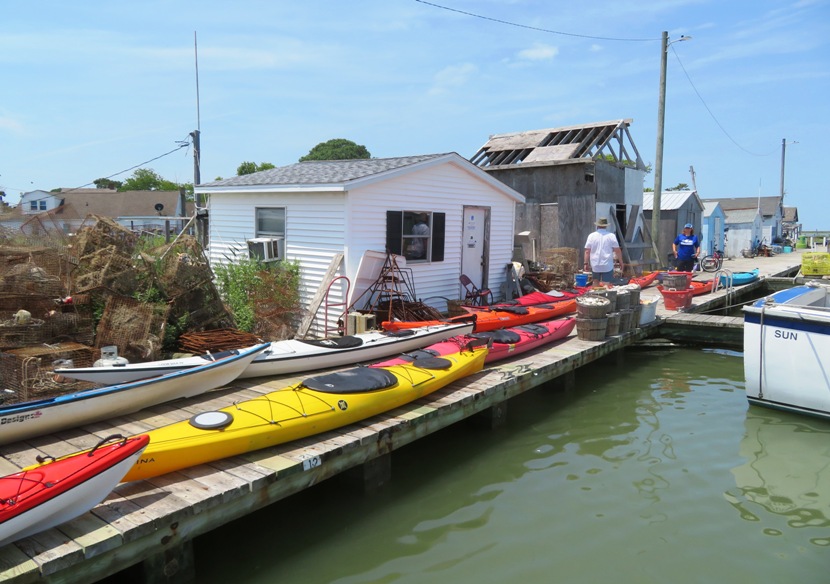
[459, 274, 493, 306]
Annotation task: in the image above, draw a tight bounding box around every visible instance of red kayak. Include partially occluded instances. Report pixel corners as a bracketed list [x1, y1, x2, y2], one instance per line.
[0, 434, 150, 547]
[383, 300, 577, 333]
[492, 289, 587, 308]
[374, 317, 577, 366]
[628, 271, 659, 289]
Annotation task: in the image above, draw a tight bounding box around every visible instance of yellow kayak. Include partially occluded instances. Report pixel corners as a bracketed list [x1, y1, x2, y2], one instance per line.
[122, 342, 488, 482]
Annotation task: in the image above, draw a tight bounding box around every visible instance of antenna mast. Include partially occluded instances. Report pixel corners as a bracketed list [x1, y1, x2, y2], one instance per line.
[192, 31, 206, 246]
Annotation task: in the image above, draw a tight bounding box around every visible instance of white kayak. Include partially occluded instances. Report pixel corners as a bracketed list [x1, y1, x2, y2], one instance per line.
[0, 343, 270, 445]
[55, 322, 475, 385]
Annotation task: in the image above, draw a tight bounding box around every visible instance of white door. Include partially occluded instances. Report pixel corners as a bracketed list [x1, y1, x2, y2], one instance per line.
[461, 207, 490, 294]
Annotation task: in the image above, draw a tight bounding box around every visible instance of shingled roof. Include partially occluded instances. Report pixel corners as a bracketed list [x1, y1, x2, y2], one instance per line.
[470, 119, 646, 170]
[703, 196, 782, 218]
[201, 154, 448, 188]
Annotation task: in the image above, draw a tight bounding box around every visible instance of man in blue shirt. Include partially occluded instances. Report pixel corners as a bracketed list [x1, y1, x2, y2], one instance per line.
[672, 223, 700, 272]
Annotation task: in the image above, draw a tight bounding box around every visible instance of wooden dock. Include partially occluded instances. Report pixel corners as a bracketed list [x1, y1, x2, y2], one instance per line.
[0, 251, 806, 583]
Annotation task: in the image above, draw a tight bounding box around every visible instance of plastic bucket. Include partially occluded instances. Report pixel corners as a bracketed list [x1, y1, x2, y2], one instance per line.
[639, 298, 659, 324]
[575, 273, 589, 287]
[659, 287, 693, 311]
[783, 246, 792, 253]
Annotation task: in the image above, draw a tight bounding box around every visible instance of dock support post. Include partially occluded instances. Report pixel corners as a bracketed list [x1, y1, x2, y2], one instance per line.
[614, 348, 625, 367]
[136, 539, 196, 584]
[344, 453, 392, 494]
[559, 370, 576, 393]
[469, 397, 509, 429]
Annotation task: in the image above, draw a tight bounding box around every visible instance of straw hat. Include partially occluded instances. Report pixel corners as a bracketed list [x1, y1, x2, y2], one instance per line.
[595, 217, 609, 227]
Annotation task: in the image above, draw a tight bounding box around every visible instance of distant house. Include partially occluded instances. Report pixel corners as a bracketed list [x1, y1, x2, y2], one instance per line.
[2, 189, 190, 236]
[196, 153, 525, 337]
[701, 201, 727, 257]
[642, 190, 704, 265]
[782, 206, 800, 241]
[721, 208, 763, 258]
[704, 196, 784, 245]
[470, 119, 650, 271]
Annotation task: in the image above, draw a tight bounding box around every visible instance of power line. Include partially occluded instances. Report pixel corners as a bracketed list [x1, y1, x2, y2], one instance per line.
[5, 138, 192, 205]
[34, 140, 191, 203]
[414, 0, 657, 42]
[669, 46, 777, 157]
[416, 0, 778, 159]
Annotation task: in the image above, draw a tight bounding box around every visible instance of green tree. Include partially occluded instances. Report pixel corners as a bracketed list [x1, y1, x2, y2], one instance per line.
[299, 139, 370, 162]
[119, 168, 194, 198]
[237, 161, 276, 176]
[667, 183, 690, 191]
[93, 178, 122, 190]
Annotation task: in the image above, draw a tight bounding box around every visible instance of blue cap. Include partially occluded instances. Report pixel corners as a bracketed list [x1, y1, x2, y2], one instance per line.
[684, 223, 693, 229]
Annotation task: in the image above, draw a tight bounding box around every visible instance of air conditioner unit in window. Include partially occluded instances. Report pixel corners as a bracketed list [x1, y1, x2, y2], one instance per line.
[247, 237, 284, 262]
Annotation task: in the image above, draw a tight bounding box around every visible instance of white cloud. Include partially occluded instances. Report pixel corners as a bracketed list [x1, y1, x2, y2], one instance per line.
[429, 63, 478, 96]
[0, 115, 24, 135]
[518, 43, 559, 61]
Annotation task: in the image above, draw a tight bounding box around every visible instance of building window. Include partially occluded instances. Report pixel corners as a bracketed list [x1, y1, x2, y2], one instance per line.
[248, 207, 286, 263]
[39, 200, 46, 210]
[255, 207, 285, 237]
[30, 201, 38, 211]
[386, 210, 445, 262]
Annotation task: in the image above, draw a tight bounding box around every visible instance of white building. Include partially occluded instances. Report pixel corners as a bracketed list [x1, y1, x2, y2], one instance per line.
[701, 201, 727, 257]
[197, 153, 525, 337]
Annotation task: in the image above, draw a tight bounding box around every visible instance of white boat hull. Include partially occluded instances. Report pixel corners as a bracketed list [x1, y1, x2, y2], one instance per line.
[743, 283, 830, 420]
[0, 444, 146, 547]
[238, 323, 474, 379]
[56, 323, 474, 384]
[0, 343, 269, 445]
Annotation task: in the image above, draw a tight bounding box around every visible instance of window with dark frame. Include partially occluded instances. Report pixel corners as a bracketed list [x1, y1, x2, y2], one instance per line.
[386, 210, 445, 263]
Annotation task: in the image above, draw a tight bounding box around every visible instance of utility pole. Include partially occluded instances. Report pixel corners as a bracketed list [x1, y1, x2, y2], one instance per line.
[652, 32, 691, 259]
[191, 129, 205, 247]
[779, 138, 786, 201]
[651, 31, 668, 256]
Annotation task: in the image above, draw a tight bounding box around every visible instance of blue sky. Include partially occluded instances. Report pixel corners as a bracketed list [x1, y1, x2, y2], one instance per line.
[2, 1, 828, 228]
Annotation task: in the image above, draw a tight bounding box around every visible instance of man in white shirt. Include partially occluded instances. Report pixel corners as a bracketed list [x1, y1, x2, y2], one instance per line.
[584, 217, 623, 285]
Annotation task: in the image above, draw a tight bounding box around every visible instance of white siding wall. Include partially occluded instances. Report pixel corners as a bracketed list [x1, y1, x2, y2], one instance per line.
[206, 161, 518, 336]
[208, 191, 347, 338]
[347, 163, 517, 312]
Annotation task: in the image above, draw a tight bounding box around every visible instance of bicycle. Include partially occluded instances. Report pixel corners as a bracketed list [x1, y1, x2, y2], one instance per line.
[700, 245, 724, 272]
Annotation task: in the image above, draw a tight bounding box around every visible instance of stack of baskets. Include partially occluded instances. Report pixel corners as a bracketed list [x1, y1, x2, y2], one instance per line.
[616, 283, 642, 333]
[576, 295, 611, 341]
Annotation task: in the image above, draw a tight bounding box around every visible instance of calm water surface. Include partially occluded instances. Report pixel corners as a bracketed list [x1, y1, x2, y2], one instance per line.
[196, 347, 830, 583]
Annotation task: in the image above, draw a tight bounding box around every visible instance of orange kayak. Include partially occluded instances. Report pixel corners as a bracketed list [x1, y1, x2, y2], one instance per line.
[689, 280, 714, 296]
[383, 300, 577, 332]
[628, 271, 659, 289]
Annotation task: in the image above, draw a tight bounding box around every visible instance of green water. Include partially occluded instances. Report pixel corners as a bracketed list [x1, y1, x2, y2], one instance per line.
[195, 348, 830, 583]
